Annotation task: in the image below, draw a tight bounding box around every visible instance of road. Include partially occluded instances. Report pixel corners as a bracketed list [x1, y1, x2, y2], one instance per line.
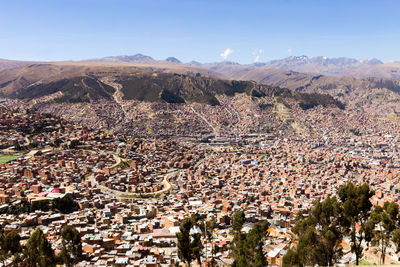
[100, 77, 128, 123]
[2, 135, 31, 154]
[190, 106, 219, 137]
[87, 152, 177, 200]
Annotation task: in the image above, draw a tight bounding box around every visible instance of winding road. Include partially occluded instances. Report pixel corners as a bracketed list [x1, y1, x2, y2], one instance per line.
[87, 152, 177, 200]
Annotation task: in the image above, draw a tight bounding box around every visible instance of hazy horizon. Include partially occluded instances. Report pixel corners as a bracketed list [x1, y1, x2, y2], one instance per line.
[1, 53, 395, 65]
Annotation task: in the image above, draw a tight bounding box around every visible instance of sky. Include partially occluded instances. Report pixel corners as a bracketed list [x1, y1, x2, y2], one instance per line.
[0, 0, 399, 63]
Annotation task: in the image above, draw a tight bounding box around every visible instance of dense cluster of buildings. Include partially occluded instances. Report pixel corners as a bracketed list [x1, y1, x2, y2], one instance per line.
[1, 99, 400, 265]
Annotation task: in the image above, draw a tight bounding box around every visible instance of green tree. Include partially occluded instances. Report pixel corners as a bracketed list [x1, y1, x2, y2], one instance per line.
[283, 196, 358, 266]
[338, 182, 374, 265]
[232, 210, 245, 234]
[247, 221, 270, 267]
[7, 199, 30, 215]
[231, 218, 270, 267]
[52, 194, 78, 214]
[230, 210, 246, 265]
[292, 219, 319, 265]
[191, 229, 203, 266]
[176, 216, 203, 267]
[370, 202, 399, 264]
[0, 229, 21, 266]
[3, 231, 21, 254]
[14, 141, 22, 151]
[68, 139, 80, 149]
[176, 217, 192, 266]
[392, 227, 400, 264]
[291, 197, 344, 266]
[282, 248, 301, 267]
[54, 138, 63, 147]
[30, 200, 50, 212]
[392, 228, 400, 254]
[59, 226, 82, 266]
[25, 228, 56, 267]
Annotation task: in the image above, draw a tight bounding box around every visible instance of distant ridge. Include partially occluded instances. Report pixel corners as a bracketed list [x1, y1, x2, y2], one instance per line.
[187, 61, 202, 66]
[260, 55, 383, 76]
[165, 57, 181, 63]
[94, 53, 155, 63]
[0, 58, 33, 72]
[1, 53, 399, 82]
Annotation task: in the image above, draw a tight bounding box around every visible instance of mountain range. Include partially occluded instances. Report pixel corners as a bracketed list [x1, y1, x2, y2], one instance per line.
[259, 56, 383, 76]
[84, 54, 400, 79]
[1, 53, 400, 135]
[0, 61, 340, 108]
[3, 53, 400, 80]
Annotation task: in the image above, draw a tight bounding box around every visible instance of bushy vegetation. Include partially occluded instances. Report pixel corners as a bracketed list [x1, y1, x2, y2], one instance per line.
[4, 194, 78, 215]
[230, 210, 270, 267]
[283, 182, 400, 266]
[160, 89, 185, 103]
[24, 226, 82, 267]
[176, 215, 203, 267]
[59, 226, 83, 266]
[52, 194, 79, 213]
[0, 224, 22, 266]
[294, 92, 345, 110]
[177, 211, 271, 267]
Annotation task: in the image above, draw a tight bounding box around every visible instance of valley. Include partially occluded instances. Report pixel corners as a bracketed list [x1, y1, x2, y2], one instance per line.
[1, 54, 400, 266]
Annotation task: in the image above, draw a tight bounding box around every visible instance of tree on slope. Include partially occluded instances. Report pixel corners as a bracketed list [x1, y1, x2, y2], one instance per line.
[176, 216, 203, 267]
[338, 182, 374, 265]
[230, 210, 270, 267]
[25, 228, 56, 267]
[370, 201, 399, 264]
[59, 225, 83, 266]
[284, 196, 344, 266]
[0, 226, 21, 266]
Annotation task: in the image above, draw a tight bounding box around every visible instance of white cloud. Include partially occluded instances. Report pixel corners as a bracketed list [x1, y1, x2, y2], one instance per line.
[288, 48, 292, 54]
[220, 48, 234, 60]
[252, 49, 264, 62]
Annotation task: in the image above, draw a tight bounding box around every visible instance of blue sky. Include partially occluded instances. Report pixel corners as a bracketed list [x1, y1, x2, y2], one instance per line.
[0, 0, 399, 63]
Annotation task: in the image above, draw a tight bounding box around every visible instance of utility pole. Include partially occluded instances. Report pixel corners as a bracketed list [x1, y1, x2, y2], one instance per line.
[204, 220, 207, 264]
